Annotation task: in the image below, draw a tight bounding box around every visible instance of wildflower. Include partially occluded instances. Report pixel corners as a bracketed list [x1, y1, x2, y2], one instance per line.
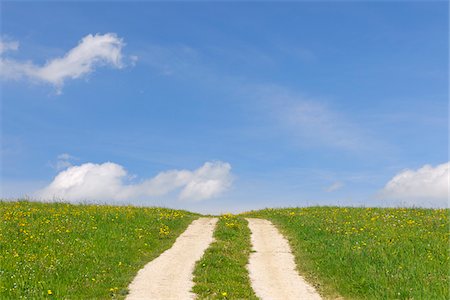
[159, 225, 170, 237]
[221, 292, 227, 297]
[225, 222, 238, 228]
[47, 289, 53, 295]
[221, 213, 233, 220]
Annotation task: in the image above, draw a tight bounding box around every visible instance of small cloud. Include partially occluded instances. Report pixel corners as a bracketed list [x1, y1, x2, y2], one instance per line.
[53, 153, 77, 171]
[325, 181, 344, 192]
[57, 153, 74, 161]
[379, 162, 449, 207]
[36, 161, 233, 202]
[0, 33, 133, 93]
[55, 160, 72, 171]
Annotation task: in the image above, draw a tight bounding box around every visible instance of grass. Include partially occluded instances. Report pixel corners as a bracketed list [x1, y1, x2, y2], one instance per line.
[0, 200, 198, 299]
[3, 201, 448, 300]
[192, 213, 257, 299]
[244, 206, 450, 300]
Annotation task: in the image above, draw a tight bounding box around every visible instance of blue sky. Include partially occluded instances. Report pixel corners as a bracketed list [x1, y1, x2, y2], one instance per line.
[1, 1, 448, 213]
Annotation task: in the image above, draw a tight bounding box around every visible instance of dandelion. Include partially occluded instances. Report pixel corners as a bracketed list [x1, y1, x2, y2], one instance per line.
[47, 289, 53, 295]
[221, 213, 233, 220]
[159, 224, 170, 237]
[225, 222, 239, 228]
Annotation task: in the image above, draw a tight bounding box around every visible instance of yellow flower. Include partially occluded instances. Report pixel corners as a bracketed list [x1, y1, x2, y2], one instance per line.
[221, 213, 233, 220]
[225, 222, 239, 228]
[221, 292, 227, 297]
[159, 225, 170, 237]
[47, 289, 53, 295]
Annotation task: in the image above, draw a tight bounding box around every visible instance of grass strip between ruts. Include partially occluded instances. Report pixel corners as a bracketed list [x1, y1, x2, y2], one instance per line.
[192, 214, 257, 299]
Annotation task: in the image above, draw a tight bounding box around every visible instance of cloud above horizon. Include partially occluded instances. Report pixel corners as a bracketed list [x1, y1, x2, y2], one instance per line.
[0, 33, 129, 93]
[380, 162, 449, 207]
[35, 161, 233, 202]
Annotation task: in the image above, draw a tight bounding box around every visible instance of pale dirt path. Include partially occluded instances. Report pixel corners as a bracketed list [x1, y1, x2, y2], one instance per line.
[246, 218, 322, 300]
[126, 217, 218, 300]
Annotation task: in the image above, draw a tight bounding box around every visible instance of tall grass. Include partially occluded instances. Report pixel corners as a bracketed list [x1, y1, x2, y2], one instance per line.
[0, 201, 197, 299]
[245, 207, 449, 299]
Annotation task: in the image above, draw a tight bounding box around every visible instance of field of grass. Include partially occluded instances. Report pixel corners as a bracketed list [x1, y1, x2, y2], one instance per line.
[2, 200, 448, 300]
[0, 201, 198, 299]
[192, 214, 257, 299]
[244, 207, 449, 300]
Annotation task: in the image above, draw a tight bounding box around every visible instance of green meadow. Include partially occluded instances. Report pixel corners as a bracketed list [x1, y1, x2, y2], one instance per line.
[1, 201, 449, 299]
[0, 201, 197, 299]
[244, 207, 449, 299]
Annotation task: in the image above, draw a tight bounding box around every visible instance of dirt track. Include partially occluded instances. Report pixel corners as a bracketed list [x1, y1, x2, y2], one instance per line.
[246, 218, 322, 300]
[126, 217, 218, 300]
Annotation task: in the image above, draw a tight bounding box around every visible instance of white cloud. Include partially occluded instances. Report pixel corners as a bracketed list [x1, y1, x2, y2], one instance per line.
[36, 161, 233, 202]
[380, 162, 449, 207]
[325, 181, 344, 192]
[0, 40, 19, 54]
[179, 161, 232, 200]
[0, 33, 129, 93]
